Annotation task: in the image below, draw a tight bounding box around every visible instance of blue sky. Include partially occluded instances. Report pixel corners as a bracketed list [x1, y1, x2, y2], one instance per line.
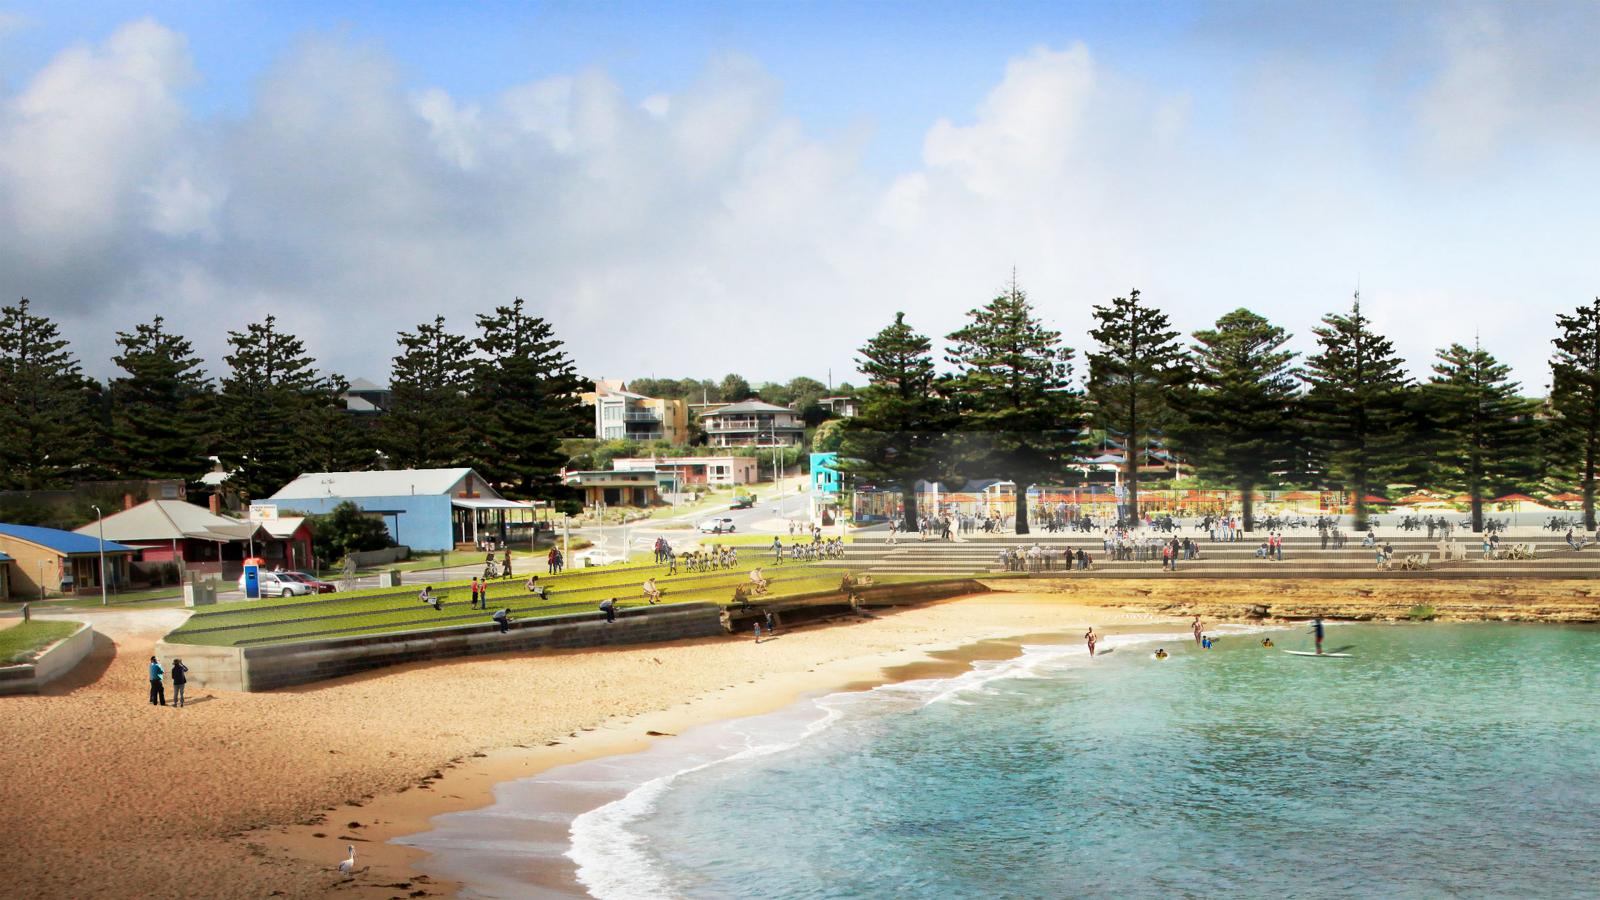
[1, 1, 1596, 391]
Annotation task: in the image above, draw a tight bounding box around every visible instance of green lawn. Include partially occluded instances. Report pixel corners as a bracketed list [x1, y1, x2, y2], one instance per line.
[0, 620, 80, 664]
[165, 552, 963, 648]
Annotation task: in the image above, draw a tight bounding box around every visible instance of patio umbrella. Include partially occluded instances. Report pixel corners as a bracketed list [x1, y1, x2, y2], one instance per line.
[1363, 495, 1394, 504]
[1549, 492, 1584, 503]
[1278, 490, 1320, 501]
[1493, 493, 1540, 503]
[1396, 493, 1434, 505]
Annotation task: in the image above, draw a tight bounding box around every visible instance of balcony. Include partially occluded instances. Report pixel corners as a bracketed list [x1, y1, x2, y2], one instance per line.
[704, 416, 803, 432]
[623, 410, 661, 422]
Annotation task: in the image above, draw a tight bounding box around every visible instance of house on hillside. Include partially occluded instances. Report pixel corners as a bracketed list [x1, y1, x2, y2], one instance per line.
[258, 468, 540, 551]
[611, 455, 759, 487]
[582, 380, 690, 444]
[75, 499, 316, 580]
[0, 523, 134, 599]
[699, 400, 806, 448]
[342, 377, 392, 416]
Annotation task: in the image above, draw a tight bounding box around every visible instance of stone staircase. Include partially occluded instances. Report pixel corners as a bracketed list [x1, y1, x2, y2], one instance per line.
[824, 533, 1599, 579]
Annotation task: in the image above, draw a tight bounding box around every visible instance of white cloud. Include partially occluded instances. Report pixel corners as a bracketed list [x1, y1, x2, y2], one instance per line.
[1, 13, 1597, 395]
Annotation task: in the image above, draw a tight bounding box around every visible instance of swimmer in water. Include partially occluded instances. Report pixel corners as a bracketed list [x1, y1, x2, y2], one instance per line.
[1085, 627, 1097, 657]
[1201, 635, 1213, 649]
[1154, 648, 1169, 660]
[1261, 637, 1274, 648]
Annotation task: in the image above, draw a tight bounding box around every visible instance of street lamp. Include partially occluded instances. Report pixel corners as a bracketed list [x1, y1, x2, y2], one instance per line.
[91, 504, 107, 607]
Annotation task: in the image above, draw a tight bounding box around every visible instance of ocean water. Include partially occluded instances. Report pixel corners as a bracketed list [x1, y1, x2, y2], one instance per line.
[409, 623, 1600, 899]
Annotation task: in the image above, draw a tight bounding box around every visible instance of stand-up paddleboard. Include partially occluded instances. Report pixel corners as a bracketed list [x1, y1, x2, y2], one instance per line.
[1283, 650, 1352, 658]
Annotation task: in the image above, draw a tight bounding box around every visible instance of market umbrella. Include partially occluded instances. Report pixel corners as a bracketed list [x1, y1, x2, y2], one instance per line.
[1278, 490, 1320, 501]
[1363, 495, 1394, 504]
[1549, 492, 1584, 503]
[1396, 493, 1434, 505]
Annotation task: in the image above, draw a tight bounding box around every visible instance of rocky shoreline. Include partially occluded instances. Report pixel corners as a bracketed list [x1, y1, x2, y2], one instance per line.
[990, 578, 1600, 624]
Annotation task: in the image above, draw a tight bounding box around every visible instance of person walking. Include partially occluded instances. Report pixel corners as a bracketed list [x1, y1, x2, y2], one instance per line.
[502, 549, 513, 580]
[171, 658, 189, 708]
[148, 656, 166, 706]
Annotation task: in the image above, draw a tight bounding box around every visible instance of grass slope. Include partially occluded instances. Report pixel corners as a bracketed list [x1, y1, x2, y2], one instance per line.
[0, 621, 80, 664]
[165, 555, 951, 648]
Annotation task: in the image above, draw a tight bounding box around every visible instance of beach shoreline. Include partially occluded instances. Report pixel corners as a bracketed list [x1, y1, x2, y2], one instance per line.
[5, 579, 1599, 899]
[252, 597, 1182, 898]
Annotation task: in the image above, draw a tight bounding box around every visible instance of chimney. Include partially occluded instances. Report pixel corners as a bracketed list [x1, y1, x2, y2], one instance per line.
[209, 494, 220, 515]
[123, 493, 135, 511]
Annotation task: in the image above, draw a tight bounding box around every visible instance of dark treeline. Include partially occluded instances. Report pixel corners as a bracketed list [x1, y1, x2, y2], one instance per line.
[0, 297, 586, 503]
[842, 284, 1600, 535]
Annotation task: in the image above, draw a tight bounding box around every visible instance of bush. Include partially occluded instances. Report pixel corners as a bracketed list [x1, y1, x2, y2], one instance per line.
[1406, 604, 1438, 621]
[306, 501, 395, 560]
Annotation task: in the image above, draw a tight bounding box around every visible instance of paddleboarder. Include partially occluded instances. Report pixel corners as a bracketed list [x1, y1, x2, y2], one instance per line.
[1311, 617, 1325, 655]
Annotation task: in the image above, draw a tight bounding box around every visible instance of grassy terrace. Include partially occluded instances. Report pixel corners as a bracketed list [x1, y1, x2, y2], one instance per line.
[1, 621, 81, 664]
[165, 557, 963, 648]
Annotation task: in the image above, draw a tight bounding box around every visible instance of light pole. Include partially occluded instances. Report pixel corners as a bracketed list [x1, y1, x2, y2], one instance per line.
[91, 505, 107, 607]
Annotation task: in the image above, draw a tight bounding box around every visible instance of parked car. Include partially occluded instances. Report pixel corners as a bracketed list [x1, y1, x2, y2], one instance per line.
[730, 495, 755, 510]
[698, 517, 737, 534]
[281, 571, 337, 594]
[237, 570, 316, 598]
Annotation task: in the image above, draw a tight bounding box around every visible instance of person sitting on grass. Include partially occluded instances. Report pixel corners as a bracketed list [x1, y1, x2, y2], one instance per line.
[525, 575, 548, 600]
[643, 577, 663, 605]
[749, 567, 770, 595]
[419, 585, 436, 605]
[492, 607, 512, 633]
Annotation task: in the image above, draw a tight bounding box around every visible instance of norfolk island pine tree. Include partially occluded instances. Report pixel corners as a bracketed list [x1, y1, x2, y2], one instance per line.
[945, 279, 1088, 535]
[839, 312, 952, 533]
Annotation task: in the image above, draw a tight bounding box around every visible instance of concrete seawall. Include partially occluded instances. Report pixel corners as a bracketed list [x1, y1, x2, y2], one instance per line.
[156, 602, 727, 692]
[0, 623, 96, 696]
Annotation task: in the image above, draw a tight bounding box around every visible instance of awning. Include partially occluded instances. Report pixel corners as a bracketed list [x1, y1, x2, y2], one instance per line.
[451, 498, 535, 510]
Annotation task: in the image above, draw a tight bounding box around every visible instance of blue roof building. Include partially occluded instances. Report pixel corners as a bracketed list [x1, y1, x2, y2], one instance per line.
[0, 522, 136, 599]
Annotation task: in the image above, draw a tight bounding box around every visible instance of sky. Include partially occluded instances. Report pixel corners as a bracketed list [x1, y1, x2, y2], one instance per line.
[1, 1, 1597, 394]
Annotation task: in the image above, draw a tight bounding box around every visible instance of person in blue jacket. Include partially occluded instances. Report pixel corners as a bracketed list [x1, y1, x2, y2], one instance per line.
[148, 656, 165, 706]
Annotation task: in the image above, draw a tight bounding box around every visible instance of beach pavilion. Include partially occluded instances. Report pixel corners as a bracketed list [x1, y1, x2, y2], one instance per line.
[259, 468, 541, 552]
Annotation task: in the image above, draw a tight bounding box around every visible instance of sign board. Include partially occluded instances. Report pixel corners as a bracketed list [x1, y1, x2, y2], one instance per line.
[243, 563, 261, 600]
[248, 504, 278, 522]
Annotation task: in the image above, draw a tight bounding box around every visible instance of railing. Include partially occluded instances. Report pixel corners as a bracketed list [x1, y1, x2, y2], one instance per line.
[704, 417, 803, 431]
[623, 411, 661, 422]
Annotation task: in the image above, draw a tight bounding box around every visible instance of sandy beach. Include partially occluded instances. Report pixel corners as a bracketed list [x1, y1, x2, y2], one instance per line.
[0, 592, 1173, 899]
[3, 577, 1596, 899]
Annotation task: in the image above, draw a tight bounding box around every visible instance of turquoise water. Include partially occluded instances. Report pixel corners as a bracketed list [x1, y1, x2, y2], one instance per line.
[573, 623, 1600, 899]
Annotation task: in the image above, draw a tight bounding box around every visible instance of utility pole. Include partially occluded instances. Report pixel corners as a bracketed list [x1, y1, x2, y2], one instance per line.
[92, 505, 107, 607]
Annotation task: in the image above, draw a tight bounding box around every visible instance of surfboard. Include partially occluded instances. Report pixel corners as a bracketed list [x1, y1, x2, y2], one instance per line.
[1283, 650, 1352, 658]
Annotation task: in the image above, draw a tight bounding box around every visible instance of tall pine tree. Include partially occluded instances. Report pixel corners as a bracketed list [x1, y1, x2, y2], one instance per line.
[1421, 341, 1538, 532]
[108, 316, 214, 481]
[945, 280, 1087, 535]
[1300, 293, 1410, 530]
[1550, 297, 1600, 529]
[1169, 308, 1299, 532]
[470, 298, 586, 500]
[218, 315, 345, 500]
[379, 316, 474, 469]
[1086, 289, 1190, 521]
[839, 312, 951, 532]
[0, 299, 94, 489]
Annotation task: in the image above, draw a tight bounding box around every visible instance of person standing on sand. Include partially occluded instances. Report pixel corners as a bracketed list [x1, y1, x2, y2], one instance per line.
[1085, 628, 1098, 657]
[1311, 617, 1325, 655]
[148, 656, 165, 706]
[171, 658, 188, 708]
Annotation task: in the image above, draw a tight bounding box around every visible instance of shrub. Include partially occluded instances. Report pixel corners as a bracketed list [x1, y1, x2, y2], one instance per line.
[1406, 604, 1438, 621]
